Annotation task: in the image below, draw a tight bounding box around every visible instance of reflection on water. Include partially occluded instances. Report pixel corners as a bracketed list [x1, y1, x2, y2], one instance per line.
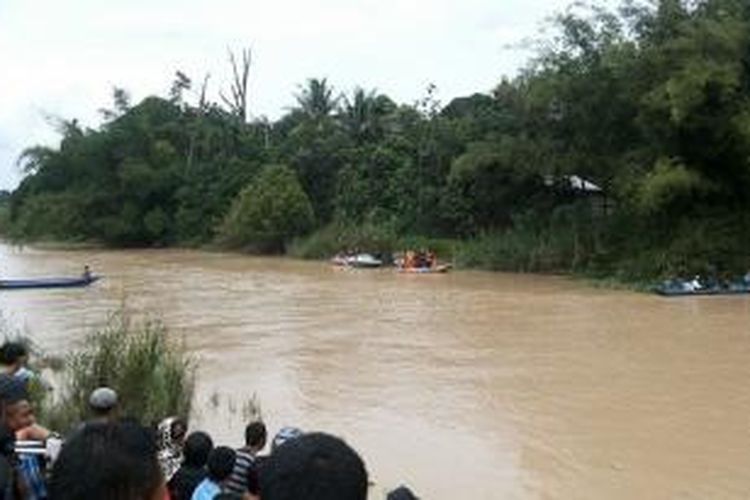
[0, 244, 749, 499]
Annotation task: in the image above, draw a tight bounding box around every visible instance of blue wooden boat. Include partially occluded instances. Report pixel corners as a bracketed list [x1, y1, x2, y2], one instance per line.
[0, 275, 100, 290]
[654, 280, 750, 296]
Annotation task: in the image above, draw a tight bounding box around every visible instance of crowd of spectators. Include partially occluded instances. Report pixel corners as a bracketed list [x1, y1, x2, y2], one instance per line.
[0, 341, 418, 500]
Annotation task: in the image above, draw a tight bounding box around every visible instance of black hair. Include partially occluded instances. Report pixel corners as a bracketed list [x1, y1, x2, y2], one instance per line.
[387, 485, 420, 500]
[259, 432, 368, 500]
[182, 431, 213, 467]
[49, 421, 163, 500]
[0, 342, 27, 366]
[207, 446, 236, 482]
[244, 421, 267, 448]
[214, 494, 243, 500]
[170, 418, 187, 440]
[0, 375, 27, 406]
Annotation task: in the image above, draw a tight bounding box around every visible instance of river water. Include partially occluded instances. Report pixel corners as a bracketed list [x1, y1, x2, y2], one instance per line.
[0, 243, 748, 499]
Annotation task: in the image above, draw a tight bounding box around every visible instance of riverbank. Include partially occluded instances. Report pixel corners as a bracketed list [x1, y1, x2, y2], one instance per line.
[284, 222, 662, 290]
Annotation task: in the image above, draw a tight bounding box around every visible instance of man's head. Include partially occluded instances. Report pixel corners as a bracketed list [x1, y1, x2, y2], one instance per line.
[89, 386, 118, 418]
[207, 446, 236, 483]
[170, 418, 187, 446]
[387, 486, 419, 500]
[245, 421, 267, 451]
[183, 431, 213, 467]
[0, 342, 28, 370]
[49, 420, 165, 500]
[0, 375, 33, 431]
[4, 399, 34, 432]
[260, 432, 368, 500]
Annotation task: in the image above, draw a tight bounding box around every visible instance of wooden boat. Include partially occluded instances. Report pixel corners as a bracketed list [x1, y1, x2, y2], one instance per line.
[0, 275, 100, 290]
[654, 280, 750, 296]
[331, 254, 383, 269]
[398, 264, 451, 274]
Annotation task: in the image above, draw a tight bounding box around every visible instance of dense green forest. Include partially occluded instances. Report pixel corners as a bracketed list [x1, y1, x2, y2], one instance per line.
[7, 0, 750, 280]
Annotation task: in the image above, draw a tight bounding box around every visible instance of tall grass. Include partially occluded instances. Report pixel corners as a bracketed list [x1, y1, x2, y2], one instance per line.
[453, 206, 601, 273]
[288, 221, 400, 259]
[35, 310, 195, 432]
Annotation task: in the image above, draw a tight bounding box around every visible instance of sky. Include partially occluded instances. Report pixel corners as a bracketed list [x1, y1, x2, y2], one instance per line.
[0, 0, 579, 190]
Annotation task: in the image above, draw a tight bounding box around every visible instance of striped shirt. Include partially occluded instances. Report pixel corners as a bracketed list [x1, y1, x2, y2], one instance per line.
[224, 449, 256, 495]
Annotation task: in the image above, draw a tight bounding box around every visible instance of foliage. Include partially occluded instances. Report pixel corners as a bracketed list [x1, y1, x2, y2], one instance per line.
[288, 220, 398, 259]
[9, 1, 750, 279]
[35, 310, 195, 433]
[217, 164, 314, 253]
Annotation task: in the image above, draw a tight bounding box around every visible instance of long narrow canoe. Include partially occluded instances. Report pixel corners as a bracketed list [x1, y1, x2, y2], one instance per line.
[654, 286, 750, 297]
[653, 281, 750, 296]
[0, 275, 100, 290]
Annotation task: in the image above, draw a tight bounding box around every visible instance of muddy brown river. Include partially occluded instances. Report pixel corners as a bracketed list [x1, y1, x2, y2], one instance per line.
[0, 243, 748, 499]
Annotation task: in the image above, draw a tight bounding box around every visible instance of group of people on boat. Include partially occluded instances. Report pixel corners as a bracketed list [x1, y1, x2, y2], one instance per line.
[331, 247, 449, 273]
[400, 250, 437, 270]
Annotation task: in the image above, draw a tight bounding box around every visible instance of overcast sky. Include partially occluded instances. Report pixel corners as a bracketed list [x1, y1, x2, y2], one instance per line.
[0, 0, 579, 190]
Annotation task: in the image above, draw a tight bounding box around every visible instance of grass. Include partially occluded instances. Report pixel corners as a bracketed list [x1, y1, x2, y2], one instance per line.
[34, 309, 195, 433]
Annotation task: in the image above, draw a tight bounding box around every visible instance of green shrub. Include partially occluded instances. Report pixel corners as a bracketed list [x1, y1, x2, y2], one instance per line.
[288, 220, 399, 259]
[217, 164, 315, 253]
[35, 310, 195, 432]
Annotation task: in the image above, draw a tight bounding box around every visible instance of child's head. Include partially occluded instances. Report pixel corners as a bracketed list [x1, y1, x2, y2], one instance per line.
[207, 446, 236, 483]
[245, 421, 267, 451]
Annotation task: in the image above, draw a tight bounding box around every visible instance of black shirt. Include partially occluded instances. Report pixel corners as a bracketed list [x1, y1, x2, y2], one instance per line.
[168, 464, 207, 500]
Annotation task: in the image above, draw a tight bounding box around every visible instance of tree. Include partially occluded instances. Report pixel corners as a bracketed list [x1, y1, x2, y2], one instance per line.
[294, 78, 339, 121]
[220, 48, 252, 122]
[217, 164, 314, 253]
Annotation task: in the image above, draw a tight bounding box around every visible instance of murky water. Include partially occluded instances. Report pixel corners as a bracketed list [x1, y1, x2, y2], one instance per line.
[0, 243, 749, 499]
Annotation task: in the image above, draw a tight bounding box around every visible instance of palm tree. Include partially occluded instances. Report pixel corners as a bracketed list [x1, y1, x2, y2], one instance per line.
[341, 88, 396, 143]
[16, 146, 57, 175]
[294, 78, 339, 120]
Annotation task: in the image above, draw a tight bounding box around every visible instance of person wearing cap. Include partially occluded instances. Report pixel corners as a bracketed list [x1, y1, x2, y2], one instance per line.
[270, 426, 303, 454]
[88, 386, 118, 422]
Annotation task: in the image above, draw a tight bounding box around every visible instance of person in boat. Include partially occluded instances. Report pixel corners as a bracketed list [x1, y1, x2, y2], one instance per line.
[82, 265, 92, 281]
[427, 250, 437, 269]
[403, 250, 415, 269]
[685, 274, 703, 291]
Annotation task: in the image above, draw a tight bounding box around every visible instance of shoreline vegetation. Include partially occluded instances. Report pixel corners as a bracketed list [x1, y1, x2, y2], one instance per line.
[23, 309, 196, 433]
[5, 0, 750, 286]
